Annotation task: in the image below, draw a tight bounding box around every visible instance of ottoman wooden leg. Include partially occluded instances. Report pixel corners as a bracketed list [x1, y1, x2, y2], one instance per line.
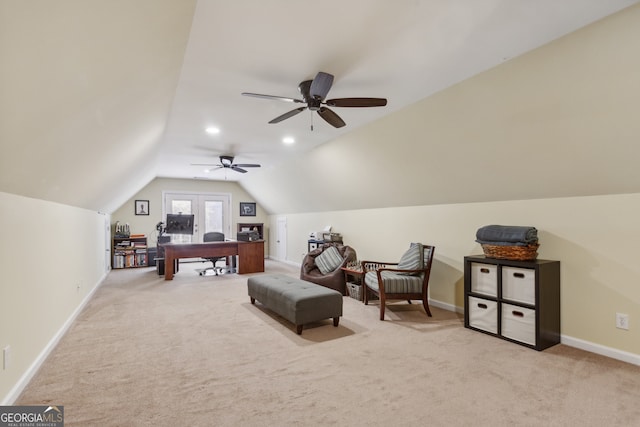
[296, 325, 303, 335]
[333, 317, 340, 327]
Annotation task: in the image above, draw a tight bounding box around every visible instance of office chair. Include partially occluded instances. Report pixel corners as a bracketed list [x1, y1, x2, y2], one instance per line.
[198, 232, 226, 276]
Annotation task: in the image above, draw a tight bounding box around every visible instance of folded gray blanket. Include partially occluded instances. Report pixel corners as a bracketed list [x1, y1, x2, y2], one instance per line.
[475, 240, 535, 247]
[476, 225, 538, 244]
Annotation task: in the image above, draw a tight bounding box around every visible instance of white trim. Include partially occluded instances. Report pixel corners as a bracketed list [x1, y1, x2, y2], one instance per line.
[5, 269, 637, 405]
[1, 273, 108, 405]
[429, 300, 640, 366]
[272, 256, 301, 268]
[560, 335, 640, 366]
[430, 298, 464, 314]
[162, 191, 232, 241]
[259, 264, 640, 366]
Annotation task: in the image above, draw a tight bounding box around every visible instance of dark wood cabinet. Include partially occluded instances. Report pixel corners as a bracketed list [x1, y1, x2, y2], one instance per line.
[237, 223, 263, 239]
[237, 241, 265, 274]
[464, 255, 561, 351]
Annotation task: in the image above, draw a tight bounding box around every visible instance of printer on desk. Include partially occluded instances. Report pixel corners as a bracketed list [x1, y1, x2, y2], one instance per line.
[309, 231, 324, 240]
[237, 230, 260, 241]
[308, 230, 343, 252]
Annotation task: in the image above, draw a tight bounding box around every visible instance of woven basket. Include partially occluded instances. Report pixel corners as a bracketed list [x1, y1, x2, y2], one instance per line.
[346, 282, 361, 300]
[481, 243, 539, 261]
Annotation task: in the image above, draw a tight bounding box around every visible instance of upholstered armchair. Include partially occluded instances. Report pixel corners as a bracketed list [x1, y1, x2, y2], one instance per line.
[300, 243, 357, 295]
[362, 243, 435, 320]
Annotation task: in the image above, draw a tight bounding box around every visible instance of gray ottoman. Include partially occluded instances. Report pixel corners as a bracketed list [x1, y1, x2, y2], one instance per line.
[247, 274, 343, 334]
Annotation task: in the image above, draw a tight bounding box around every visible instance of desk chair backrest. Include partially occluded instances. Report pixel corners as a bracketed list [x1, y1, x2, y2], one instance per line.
[204, 232, 225, 243]
[200, 232, 225, 275]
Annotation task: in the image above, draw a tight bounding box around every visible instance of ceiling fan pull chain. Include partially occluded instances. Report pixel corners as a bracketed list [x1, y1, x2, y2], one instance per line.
[310, 110, 314, 131]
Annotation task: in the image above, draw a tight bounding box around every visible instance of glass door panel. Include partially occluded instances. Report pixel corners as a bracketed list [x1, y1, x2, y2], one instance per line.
[167, 196, 196, 243]
[163, 192, 231, 244]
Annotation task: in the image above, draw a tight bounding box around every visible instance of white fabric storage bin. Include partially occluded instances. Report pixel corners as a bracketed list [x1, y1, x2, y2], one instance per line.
[501, 303, 536, 346]
[468, 296, 497, 334]
[502, 266, 535, 305]
[470, 263, 497, 297]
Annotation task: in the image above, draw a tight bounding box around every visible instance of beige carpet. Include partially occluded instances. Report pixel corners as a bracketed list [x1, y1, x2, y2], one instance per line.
[17, 260, 640, 426]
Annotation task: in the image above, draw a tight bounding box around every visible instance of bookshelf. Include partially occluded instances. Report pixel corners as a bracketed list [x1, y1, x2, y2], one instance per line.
[112, 235, 148, 269]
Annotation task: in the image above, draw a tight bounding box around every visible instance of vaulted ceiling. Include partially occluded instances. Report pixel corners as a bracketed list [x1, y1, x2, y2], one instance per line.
[1, 0, 638, 214]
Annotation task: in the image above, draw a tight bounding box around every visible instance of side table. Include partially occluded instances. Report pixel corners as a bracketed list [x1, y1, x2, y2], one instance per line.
[341, 266, 365, 302]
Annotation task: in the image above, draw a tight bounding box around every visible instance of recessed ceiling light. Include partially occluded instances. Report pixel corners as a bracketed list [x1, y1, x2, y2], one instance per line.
[283, 137, 295, 144]
[205, 127, 220, 135]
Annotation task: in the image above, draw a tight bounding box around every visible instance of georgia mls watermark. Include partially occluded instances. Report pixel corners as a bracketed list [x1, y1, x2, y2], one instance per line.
[0, 406, 64, 427]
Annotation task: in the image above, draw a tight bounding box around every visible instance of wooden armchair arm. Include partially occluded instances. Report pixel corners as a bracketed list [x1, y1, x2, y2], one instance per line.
[360, 260, 396, 272]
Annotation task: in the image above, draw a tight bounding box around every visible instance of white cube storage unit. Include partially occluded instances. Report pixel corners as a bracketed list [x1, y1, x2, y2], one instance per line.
[464, 255, 560, 351]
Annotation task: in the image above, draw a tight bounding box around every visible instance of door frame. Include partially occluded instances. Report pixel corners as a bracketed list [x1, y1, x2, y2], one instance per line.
[162, 191, 232, 243]
[276, 216, 287, 262]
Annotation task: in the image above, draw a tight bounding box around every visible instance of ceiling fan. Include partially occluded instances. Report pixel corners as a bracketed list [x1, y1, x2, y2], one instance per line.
[242, 71, 387, 129]
[192, 155, 261, 174]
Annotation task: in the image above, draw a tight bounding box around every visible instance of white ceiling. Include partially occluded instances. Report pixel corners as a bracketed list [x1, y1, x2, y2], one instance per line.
[157, 0, 639, 181]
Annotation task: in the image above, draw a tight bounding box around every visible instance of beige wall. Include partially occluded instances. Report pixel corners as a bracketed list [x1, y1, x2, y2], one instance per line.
[0, 191, 107, 402]
[112, 177, 270, 254]
[272, 192, 640, 358]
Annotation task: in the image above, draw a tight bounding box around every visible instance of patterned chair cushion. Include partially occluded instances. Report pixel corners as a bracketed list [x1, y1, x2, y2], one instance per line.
[364, 271, 423, 293]
[396, 242, 424, 275]
[315, 245, 344, 274]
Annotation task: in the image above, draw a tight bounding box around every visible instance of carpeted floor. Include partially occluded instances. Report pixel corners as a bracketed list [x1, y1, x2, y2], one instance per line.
[16, 260, 640, 426]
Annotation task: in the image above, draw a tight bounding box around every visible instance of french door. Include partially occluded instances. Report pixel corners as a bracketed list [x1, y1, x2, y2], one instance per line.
[163, 192, 231, 243]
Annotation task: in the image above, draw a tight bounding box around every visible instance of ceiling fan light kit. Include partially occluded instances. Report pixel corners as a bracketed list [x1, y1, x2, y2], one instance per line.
[242, 71, 387, 130]
[191, 155, 261, 174]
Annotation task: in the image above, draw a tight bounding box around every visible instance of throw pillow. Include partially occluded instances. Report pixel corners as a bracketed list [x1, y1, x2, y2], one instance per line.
[315, 245, 343, 274]
[397, 242, 423, 275]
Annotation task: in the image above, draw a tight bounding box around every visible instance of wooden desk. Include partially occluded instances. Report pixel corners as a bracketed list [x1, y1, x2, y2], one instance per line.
[162, 240, 264, 280]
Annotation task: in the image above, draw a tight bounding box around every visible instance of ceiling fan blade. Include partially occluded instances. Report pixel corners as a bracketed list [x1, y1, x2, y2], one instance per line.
[309, 72, 334, 100]
[269, 107, 307, 124]
[191, 163, 221, 167]
[230, 166, 248, 173]
[232, 163, 261, 168]
[325, 97, 388, 107]
[317, 107, 346, 128]
[242, 92, 304, 103]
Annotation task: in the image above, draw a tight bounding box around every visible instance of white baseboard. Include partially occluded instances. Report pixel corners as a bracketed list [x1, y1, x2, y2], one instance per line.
[268, 255, 301, 269]
[1, 272, 108, 405]
[430, 298, 640, 367]
[265, 261, 640, 367]
[560, 335, 640, 366]
[430, 298, 464, 314]
[4, 273, 637, 405]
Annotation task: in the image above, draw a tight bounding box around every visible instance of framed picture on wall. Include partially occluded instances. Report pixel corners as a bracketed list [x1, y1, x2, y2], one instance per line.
[135, 200, 149, 215]
[240, 202, 256, 216]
